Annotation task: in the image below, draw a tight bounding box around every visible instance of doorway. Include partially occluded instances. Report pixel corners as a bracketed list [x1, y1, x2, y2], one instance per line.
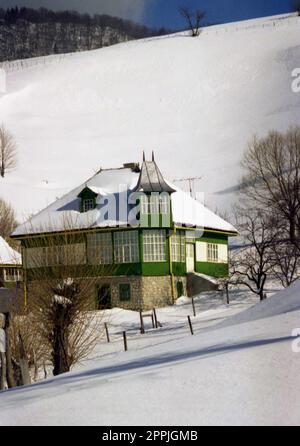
[186, 244, 195, 273]
[96, 284, 112, 310]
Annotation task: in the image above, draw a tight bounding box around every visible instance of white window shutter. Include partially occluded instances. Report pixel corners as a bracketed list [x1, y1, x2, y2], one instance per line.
[196, 242, 207, 262]
[218, 244, 228, 263]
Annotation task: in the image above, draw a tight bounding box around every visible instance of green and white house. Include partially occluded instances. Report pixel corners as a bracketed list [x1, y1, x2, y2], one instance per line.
[0, 236, 22, 289]
[11, 156, 238, 310]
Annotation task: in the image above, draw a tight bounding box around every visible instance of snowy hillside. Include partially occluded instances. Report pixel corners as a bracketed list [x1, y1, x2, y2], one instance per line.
[0, 13, 300, 221]
[0, 283, 299, 426]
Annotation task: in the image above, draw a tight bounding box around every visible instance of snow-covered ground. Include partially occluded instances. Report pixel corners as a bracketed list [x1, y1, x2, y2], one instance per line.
[0, 13, 299, 220]
[1, 282, 300, 426]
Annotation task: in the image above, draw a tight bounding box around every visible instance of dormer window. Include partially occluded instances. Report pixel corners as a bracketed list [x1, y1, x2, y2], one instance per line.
[78, 187, 98, 213]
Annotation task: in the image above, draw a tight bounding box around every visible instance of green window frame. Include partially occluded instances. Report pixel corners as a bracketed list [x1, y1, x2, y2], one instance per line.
[143, 229, 166, 262]
[114, 231, 140, 264]
[171, 231, 186, 263]
[207, 243, 219, 262]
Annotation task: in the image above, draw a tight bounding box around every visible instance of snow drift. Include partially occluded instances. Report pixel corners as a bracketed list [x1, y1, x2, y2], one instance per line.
[0, 283, 300, 425]
[219, 279, 300, 328]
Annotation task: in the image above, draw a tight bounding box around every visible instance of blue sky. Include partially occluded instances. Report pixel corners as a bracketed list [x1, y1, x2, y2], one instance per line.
[146, 0, 293, 29]
[1, 0, 293, 29]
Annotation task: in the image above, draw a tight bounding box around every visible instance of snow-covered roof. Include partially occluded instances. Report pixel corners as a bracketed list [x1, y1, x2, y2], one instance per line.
[12, 164, 237, 237]
[0, 237, 21, 266]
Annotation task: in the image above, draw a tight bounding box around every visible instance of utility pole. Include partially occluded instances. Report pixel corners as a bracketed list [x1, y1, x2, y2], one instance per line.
[173, 176, 202, 198]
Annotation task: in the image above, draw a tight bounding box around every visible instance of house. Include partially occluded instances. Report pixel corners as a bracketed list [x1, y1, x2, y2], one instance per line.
[11, 155, 238, 310]
[0, 236, 22, 313]
[0, 236, 22, 288]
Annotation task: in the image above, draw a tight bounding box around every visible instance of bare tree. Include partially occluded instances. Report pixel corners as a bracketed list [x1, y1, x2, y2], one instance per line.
[241, 127, 300, 252]
[0, 124, 17, 178]
[271, 241, 299, 288]
[22, 218, 115, 377]
[8, 311, 50, 385]
[0, 198, 18, 240]
[231, 208, 277, 301]
[179, 6, 205, 37]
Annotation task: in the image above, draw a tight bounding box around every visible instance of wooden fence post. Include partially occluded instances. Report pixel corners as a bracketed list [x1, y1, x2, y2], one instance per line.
[0, 313, 6, 390]
[151, 314, 155, 329]
[123, 332, 128, 352]
[226, 283, 230, 305]
[0, 352, 5, 390]
[139, 311, 145, 334]
[192, 298, 196, 317]
[104, 323, 110, 343]
[188, 316, 194, 336]
[18, 332, 31, 386]
[4, 313, 15, 389]
[153, 308, 158, 329]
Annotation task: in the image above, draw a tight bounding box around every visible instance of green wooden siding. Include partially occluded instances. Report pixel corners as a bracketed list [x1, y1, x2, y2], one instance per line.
[195, 262, 229, 278]
[141, 262, 170, 276]
[172, 262, 186, 276]
[195, 232, 228, 245]
[22, 226, 231, 279]
[139, 213, 172, 229]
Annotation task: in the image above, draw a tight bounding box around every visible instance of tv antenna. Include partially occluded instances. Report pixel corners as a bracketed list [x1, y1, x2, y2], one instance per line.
[173, 176, 202, 198]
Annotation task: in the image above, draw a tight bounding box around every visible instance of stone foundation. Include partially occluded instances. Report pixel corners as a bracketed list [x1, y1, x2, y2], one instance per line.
[27, 275, 188, 312]
[95, 276, 143, 311]
[95, 275, 187, 311]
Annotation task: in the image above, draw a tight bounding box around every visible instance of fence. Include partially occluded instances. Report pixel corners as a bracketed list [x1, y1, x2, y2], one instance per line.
[0, 52, 76, 74]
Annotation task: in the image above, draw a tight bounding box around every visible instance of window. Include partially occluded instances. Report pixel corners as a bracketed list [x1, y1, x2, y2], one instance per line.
[119, 283, 131, 302]
[140, 195, 150, 215]
[207, 243, 219, 262]
[143, 230, 166, 262]
[47, 244, 86, 266]
[24, 244, 86, 268]
[87, 233, 113, 265]
[171, 233, 186, 262]
[150, 195, 159, 214]
[3, 268, 22, 282]
[176, 281, 184, 298]
[159, 194, 170, 215]
[114, 231, 139, 264]
[82, 199, 95, 212]
[140, 194, 170, 215]
[25, 247, 47, 268]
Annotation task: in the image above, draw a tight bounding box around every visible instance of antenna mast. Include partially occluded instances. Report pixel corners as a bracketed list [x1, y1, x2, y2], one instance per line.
[173, 176, 202, 198]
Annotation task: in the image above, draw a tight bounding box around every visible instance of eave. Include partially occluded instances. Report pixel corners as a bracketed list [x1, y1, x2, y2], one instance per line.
[174, 225, 239, 237]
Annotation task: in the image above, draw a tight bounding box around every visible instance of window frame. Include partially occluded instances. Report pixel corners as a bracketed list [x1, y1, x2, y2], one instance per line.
[159, 194, 170, 215]
[114, 231, 140, 264]
[171, 232, 186, 263]
[143, 229, 167, 263]
[87, 232, 113, 265]
[82, 198, 95, 213]
[119, 283, 132, 302]
[207, 243, 219, 263]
